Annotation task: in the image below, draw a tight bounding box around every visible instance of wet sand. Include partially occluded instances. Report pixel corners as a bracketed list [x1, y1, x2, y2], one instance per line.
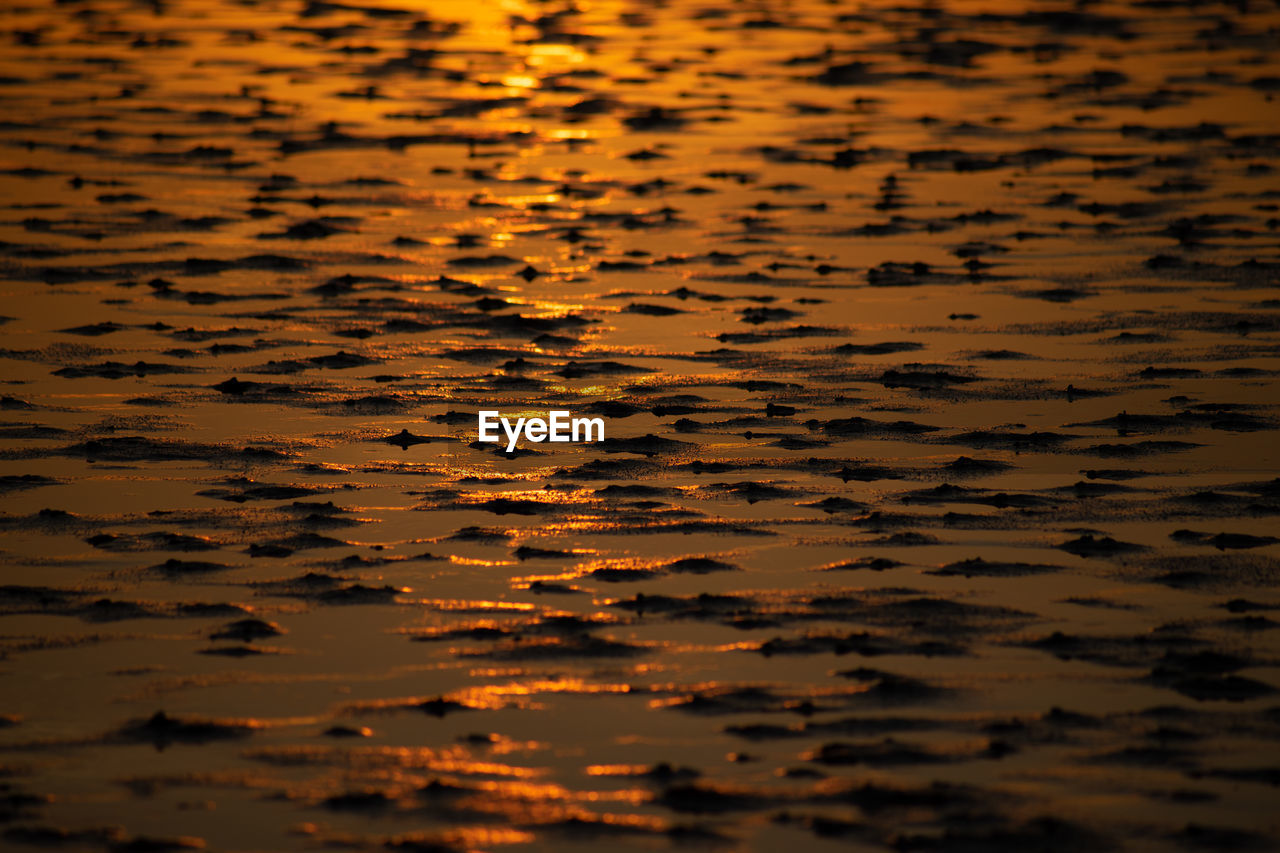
[1, 0, 1279, 850]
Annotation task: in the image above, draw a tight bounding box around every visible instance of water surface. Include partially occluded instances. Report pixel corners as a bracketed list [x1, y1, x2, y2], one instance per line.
[1, 0, 1279, 850]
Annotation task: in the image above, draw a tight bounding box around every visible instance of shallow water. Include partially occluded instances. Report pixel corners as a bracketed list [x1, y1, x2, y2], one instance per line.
[1, 0, 1279, 850]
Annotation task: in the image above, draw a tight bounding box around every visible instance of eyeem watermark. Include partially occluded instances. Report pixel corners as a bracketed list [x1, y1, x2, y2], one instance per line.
[478, 410, 605, 452]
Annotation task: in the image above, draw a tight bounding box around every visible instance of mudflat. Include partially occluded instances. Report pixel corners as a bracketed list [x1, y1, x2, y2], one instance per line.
[0, 0, 1278, 851]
